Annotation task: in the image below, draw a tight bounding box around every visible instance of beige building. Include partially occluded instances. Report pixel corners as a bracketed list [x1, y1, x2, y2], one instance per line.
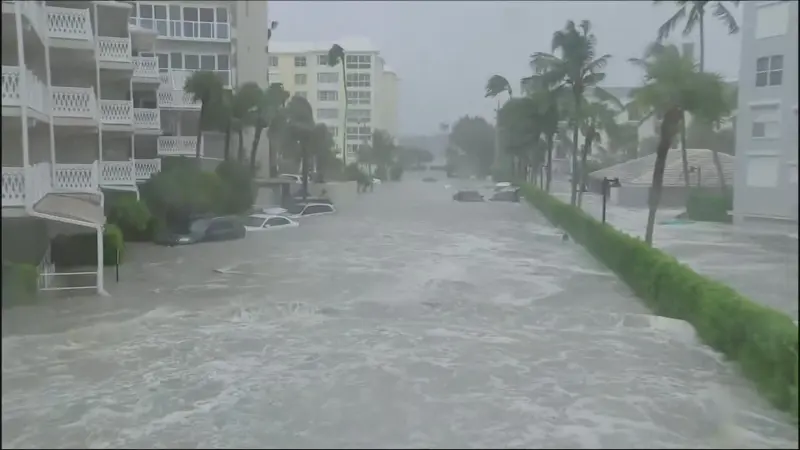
[1, 0, 270, 294]
[268, 37, 399, 163]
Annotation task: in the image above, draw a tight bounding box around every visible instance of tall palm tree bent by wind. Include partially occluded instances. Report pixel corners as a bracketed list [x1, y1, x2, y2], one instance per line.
[327, 44, 348, 165]
[531, 20, 612, 205]
[184, 71, 224, 160]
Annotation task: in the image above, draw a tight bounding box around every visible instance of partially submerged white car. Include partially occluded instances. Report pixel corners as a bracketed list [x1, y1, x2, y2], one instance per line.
[244, 214, 299, 232]
[286, 203, 336, 219]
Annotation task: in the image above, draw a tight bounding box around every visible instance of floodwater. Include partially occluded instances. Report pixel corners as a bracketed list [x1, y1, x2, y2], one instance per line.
[2, 175, 797, 449]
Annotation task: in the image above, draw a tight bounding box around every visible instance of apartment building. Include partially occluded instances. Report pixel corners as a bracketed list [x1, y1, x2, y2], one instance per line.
[733, 0, 798, 230]
[1, 0, 269, 294]
[268, 37, 399, 163]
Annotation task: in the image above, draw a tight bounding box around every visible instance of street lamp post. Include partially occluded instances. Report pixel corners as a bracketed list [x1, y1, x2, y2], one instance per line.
[689, 165, 701, 188]
[601, 177, 621, 224]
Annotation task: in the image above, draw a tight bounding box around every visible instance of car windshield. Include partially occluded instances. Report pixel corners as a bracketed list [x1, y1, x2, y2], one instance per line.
[244, 216, 266, 228]
[286, 204, 305, 215]
[189, 219, 210, 235]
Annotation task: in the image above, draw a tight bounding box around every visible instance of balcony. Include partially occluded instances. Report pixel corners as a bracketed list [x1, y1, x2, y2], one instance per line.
[53, 162, 99, 192]
[2, 66, 49, 116]
[47, 6, 93, 43]
[99, 99, 133, 125]
[2, 162, 103, 209]
[133, 108, 160, 131]
[132, 56, 159, 80]
[51, 86, 96, 120]
[2, 167, 26, 207]
[4, 1, 48, 41]
[157, 136, 202, 157]
[99, 160, 134, 186]
[135, 158, 161, 181]
[97, 36, 132, 64]
[157, 89, 200, 110]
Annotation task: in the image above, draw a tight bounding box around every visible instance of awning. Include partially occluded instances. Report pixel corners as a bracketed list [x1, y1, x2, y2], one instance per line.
[33, 193, 105, 227]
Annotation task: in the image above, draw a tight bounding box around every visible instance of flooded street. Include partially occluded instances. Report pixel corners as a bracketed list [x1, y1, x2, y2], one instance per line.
[2, 177, 797, 449]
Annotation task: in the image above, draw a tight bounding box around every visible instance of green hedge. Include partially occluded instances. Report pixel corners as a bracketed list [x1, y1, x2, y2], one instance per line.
[520, 184, 798, 419]
[2, 262, 38, 303]
[686, 187, 733, 223]
[51, 224, 125, 267]
[108, 194, 154, 241]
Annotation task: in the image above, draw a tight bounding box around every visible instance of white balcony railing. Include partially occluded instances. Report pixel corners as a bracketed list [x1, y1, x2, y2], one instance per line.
[99, 160, 134, 186]
[135, 159, 161, 181]
[2, 66, 49, 115]
[157, 136, 201, 156]
[51, 86, 97, 119]
[133, 56, 159, 79]
[97, 36, 132, 63]
[99, 99, 133, 125]
[157, 89, 200, 110]
[47, 6, 93, 42]
[133, 108, 160, 130]
[25, 162, 52, 207]
[2, 167, 26, 207]
[53, 162, 99, 192]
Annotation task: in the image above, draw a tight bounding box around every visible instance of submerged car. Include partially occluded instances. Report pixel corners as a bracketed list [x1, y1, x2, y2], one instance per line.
[286, 202, 337, 218]
[490, 188, 521, 202]
[244, 214, 299, 232]
[154, 216, 246, 246]
[453, 190, 484, 202]
[422, 177, 438, 183]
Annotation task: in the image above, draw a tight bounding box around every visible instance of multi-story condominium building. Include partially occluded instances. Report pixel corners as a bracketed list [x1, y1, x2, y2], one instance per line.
[1, 0, 269, 294]
[268, 37, 399, 164]
[733, 0, 798, 230]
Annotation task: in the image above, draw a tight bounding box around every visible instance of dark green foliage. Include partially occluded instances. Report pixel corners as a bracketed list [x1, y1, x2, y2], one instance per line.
[107, 194, 154, 241]
[686, 187, 733, 223]
[140, 164, 227, 230]
[521, 184, 798, 419]
[2, 262, 38, 302]
[215, 160, 255, 215]
[51, 224, 125, 267]
[389, 164, 403, 181]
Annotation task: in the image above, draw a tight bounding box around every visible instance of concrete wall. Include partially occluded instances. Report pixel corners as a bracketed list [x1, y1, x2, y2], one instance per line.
[233, 0, 269, 88]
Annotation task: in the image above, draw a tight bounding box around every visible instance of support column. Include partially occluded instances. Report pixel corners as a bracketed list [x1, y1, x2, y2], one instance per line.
[15, 2, 30, 173]
[96, 227, 108, 296]
[93, 2, 103, 165]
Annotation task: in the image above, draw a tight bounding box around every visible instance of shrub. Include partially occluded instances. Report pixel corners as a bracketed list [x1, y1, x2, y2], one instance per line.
[51, 224, 125, 267]
[140, 165, 228, 230]
[686, 187, 733, 223]
[108, 194, 154, 241]
[520, 184, 799, 419]
[215, 160, 255, 214]
[2, 262, 38, 302]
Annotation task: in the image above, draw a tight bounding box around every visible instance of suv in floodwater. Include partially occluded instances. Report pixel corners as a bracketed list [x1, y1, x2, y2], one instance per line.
[453, 190, 484, 202]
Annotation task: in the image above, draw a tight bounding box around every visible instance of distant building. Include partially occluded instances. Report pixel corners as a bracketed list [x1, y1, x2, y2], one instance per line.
[732, 0, 798, 230]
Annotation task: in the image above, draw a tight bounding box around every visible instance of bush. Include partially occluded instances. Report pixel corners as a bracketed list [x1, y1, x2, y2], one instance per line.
[51, 224, 125, 267]
[344, 163, 370, 184]
[2, 262, 38, 302]
[686, 187, 733, 223]
[140, 165, 228, 231]
[215, 160, 255, 215]
[520, 184, 799, 419]
[108, 195, 154, 241]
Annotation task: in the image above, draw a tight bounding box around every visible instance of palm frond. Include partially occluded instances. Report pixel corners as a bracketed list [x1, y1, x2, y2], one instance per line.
[681, 4, 702, 36]
[656, 4, 688, 42]
[712, 2, 740, 35]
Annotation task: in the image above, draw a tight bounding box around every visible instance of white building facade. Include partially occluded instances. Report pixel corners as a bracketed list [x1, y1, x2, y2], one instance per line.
[733, 0, 798, 229]
[1, 0, 269, 294]
[268, 37, 399, 164]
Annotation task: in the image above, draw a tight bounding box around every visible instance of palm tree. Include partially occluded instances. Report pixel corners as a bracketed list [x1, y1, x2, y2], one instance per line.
[184, 71, 224, 159]
[497, 97, 544, 180]
[485, 75, 513, 99]
[576, 89, 623, 206]
[249, 82, 290, 176]
[228, 82, 261, 163]
[327, 44, 348, 165]
[531, 20, 612, 205]
[655, 1, 740, 72]
[284, 94, 315, 201]
[309, 123, 336, 179]
[371, 129, 396, 178]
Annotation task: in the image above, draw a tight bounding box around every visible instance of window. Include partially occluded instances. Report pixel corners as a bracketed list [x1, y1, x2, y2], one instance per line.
[317, 55, 329, 66]
[751, 104, 781, 138]
[154, 4, 167, 35]
[318, 91, 339, 102]
[346, 73, 371, 88]
[169, 5, 181, 37]
[200, 55, 215, 70]
[345, 54, 371, 69]
[184, 54, 199, 70]
[295, 91, 307, 98]
[266, 217, 290, 227]
[294, 74, 307, 85]
[317, 72, 339, 83]
[303, 205, 332, 215]
[139, 3, 153, 30]
[347, 91, 371, 105]
[317, 108, 339, 119]
[746, 155, 779, 187]
[294, 56, 307, 67]
[756, 55, 783, 87]
[156, 53, 169, 72]
[269, 56, 279, 67]
[347, 125, 371, 141]
[217, 54, 229, 70]
[755, 1, 790, 39]
[245, 216, 267, 228]
[170, 52, 182, 69]
[215, 7, 229, 39]
[346, 109, 371, 123]
[346, 144, 359, 154]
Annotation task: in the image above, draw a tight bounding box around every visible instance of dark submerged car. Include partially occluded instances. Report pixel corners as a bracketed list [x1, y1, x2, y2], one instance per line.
[154, 216, 246, 246]
[453, 190, 484, 202]
[490, 188, 521, 202]
[422, 177, 438, 183]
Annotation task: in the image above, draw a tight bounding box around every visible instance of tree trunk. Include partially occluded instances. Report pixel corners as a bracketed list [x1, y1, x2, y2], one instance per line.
[195, 107, 204, 160]
[680, 113, 690, 188]
[570, 91, 582, 205]
[341, 65, 348, 166]
[237, 127, 245, 162]
[698, 12, 705, 72]
[223, 120, 232, 161]
[250, 125, 265, 175]
[545, 133, 554, 192]
[645, 107, 683, 246]
[577, 130, 594, 208]
[267, 134, 278, 178]
[301, 142, 309, 202]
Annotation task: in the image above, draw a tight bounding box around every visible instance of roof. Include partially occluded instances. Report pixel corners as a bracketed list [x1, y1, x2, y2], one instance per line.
[383, 64, 396, 74]
[270, 37, 379, 54]
[588, 148, 735, 188]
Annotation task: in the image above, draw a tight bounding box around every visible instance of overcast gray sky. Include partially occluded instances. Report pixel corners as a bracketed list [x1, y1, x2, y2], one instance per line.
[269, 1, 742, 137]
